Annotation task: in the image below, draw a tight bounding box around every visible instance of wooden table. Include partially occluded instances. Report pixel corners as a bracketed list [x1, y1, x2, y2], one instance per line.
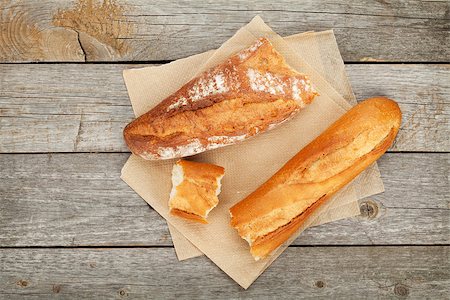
[1, 1, 449, 298]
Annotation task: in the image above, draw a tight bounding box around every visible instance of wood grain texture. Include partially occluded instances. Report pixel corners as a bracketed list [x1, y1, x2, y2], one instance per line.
[0, 0, 85, 62]
[0, 247, 448, 298]
[0, 0, 448, 62]
[0, 1, 448, 297]
[0, 64, 448, 153]
[0, 153, 448, 247]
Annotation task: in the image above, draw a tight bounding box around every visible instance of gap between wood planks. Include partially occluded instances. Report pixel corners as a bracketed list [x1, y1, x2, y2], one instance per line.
[1, 244, 449, 249]
[125, 11, 450, 21]
[0, 61, 449, 65]
[0, 151, 448, 154]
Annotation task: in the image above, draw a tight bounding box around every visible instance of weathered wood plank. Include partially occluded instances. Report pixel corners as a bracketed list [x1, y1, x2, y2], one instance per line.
[0, 247, 448, 298]
[0, 0, 448, 62]
[0, 153, 448, 247]
[348, 64, 450, 152]
[0, 64, 448, 152]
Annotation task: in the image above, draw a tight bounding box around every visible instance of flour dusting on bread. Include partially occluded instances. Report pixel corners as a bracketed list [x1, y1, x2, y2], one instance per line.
[207, 135, 247, 149]
[247, 68, 286, 95]
[238, 38, 264, 61]
[189, 72, 229, 102]
[157, 139, 205, 159]
[167, 96, 188, 112]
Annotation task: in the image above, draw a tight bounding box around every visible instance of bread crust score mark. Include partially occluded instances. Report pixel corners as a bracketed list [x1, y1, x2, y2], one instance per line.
[124, 37, 318, 160]
[229, 97, 402, 260]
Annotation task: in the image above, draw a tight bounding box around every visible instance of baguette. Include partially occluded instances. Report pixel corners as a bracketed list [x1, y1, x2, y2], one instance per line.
[229, 97, 402, 260]
[124, 38, 318, 160]
[169, 160, 225, 224]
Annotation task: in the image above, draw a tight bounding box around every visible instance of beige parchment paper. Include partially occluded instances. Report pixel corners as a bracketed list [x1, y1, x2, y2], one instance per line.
[121, 16, 384, 288]
[167, 29, 381, 261]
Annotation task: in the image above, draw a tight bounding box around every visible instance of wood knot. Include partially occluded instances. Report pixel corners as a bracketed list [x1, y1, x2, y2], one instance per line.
[394, 284, 409, 297]
[315, 280, 325, 288]
[52, 0, 134, 60]
[118, 288, 128, 297]
[52, 284, 61, 293]
[17, 280, 28, 287]
[359, 200, 379, 219]
[89, 262, 96, 268]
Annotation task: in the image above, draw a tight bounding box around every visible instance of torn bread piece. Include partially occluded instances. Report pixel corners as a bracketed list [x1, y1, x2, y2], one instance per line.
[169, 160, 225, 224]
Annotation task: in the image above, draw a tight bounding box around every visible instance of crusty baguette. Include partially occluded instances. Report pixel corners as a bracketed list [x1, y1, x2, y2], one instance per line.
[124, 38, 318, 160]
[229, 97, 402, 260]
[169, 160, 225, 224]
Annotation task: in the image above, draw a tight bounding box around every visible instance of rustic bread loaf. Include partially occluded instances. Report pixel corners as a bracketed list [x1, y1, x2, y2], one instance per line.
[124, 38, 317, 160]
[229, 97, 402, 260]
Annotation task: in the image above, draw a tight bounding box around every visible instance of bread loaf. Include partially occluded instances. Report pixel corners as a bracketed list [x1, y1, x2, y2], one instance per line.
[169, 160, 225, 224]
[124, 38, 318, 160]
[229, 97, 402, 260]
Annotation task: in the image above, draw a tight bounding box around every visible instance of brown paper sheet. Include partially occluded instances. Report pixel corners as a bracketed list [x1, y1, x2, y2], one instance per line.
[170, 201, 361, 261]
[121, 16, 384, 288]
[168, 30, 383, 261]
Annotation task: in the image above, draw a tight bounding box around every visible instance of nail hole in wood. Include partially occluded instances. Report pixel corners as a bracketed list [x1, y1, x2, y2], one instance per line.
[315, 280, 325, 288]
[119, 288, 128, 297]
[52, 284, 61, 293]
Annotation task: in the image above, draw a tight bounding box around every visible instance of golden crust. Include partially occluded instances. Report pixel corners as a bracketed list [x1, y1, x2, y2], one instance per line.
[177, 159, 225, 180]
[170, 208, 208, 224]
[124, 38, 318, 160]
[169, 160, 224, 224]
[230, 97, 402, 260]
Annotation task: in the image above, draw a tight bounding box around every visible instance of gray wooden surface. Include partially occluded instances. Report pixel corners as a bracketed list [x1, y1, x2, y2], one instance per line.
[1, 247, 449, 299]
[0, 0, 449, 298]
[0, 0, 448, 62]
[0, 64, 448, 153]
[1, 153, 448, 247]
